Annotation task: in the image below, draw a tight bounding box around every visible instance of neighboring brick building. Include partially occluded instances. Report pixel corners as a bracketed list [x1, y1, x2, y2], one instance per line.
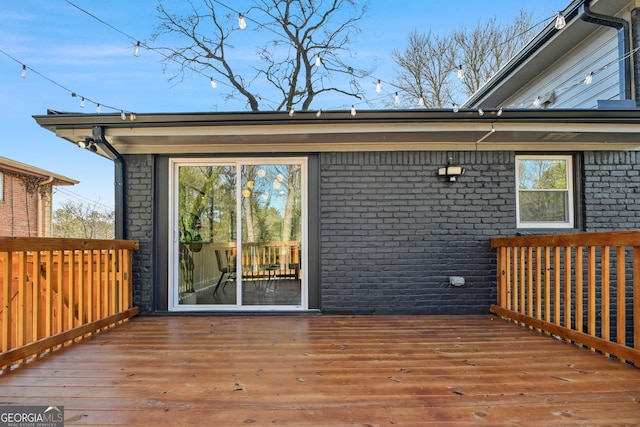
[0, 156, 78, 237]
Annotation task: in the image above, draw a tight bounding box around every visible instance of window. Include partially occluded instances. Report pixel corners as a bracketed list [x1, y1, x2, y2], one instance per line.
[516, 155, 574, 229]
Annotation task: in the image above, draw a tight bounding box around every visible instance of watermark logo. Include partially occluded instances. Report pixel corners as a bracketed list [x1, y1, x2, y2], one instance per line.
[0, 405, 64, 427]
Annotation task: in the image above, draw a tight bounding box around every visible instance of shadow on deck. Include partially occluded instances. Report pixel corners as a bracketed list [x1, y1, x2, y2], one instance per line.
[1, 315, 639, 426]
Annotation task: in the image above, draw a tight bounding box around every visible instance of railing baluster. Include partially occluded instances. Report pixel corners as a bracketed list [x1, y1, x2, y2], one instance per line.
[1, 252, 11, 355]
[544, 247, 551, 324]
[601, 246, 611, 356]
[616, 247, 626, 351]
[564, 246, 572, 333]
[576, 246, 584, 334]
[587, 246, 596, 345]
[554, 247, 561, 326]
[535, 247, 542, 323]
[634, 247, 640, 351]
[527, 247, 533, 318]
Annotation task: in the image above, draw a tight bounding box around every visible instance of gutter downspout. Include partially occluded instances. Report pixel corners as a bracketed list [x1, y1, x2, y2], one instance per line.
[92, 126, 126, 240]
[580, 0, 632, 100]
[37, 176, 54, 237]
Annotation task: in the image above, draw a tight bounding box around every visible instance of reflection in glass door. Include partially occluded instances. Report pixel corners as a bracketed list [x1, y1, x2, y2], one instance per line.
[171, 158, 306, 310]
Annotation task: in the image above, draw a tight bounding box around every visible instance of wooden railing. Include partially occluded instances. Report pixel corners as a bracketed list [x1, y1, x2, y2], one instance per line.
[0, 238, 139, 371]
[491, 230, 640, 366]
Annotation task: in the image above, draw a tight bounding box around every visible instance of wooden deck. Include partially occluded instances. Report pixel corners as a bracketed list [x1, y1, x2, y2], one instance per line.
[1, 315, 639, 426]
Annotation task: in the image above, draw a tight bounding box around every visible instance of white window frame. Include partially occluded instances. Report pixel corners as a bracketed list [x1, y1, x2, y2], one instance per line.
[515, 155, 574, 229]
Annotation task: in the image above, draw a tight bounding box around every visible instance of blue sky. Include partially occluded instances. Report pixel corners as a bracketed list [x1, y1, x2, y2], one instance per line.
[0, 0, 569, 211]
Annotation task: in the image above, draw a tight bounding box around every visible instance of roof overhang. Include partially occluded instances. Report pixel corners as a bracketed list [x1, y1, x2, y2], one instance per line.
[0, 155, 78, 186]
[33, 109, 640, 158]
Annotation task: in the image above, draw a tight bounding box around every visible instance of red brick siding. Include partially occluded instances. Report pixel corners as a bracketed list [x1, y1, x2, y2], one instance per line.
[0, 173, 50, 237]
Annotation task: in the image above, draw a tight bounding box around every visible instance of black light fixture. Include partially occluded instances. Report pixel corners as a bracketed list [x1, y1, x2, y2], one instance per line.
[438, 159, 465, 182]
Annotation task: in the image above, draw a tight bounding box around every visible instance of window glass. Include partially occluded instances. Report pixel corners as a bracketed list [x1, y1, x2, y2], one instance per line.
[516, 156, 573, 228]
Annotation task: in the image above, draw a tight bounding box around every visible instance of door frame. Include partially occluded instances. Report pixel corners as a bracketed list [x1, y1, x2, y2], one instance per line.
[167, 156, 309, 311]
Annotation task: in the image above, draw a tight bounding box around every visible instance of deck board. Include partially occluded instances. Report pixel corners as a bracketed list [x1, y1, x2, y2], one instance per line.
[1, 315, 639, 426]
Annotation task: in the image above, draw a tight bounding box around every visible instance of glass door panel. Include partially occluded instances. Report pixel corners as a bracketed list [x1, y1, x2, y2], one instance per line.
[240, 164, 302, 306]
[177, 164, 236, 306]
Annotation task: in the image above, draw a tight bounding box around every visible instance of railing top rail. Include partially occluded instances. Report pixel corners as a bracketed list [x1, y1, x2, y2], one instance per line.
[491, 229, 640, 248]
[0, 237, 139, 252]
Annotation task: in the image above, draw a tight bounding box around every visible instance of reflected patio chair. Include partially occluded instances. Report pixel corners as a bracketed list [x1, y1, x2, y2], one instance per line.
[213, 249, 235, 296]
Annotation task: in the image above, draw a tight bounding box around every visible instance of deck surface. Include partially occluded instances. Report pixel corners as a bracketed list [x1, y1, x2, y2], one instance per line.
[1, 315, 639, 426]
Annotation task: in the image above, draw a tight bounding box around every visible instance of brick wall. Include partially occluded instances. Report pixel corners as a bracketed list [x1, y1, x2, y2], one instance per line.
[584, 151, 640, 231]
[124, 154, 154, 313]
[124, 150, 640, 315]
[0, 172, 48, 237]
[319, 151, 516, 314]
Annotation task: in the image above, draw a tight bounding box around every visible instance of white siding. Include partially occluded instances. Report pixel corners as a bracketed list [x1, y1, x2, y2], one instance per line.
[503, 27, 621, 109]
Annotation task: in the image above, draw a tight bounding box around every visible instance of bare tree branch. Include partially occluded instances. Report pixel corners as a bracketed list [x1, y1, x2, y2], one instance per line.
[151, 0, 370, 111]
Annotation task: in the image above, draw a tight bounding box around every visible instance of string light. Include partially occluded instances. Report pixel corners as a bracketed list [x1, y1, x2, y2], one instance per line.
[210, 77, 217, 88]
[554, 12, 566, 30]
[418, 97, 425, 106]
[453, 104, 459, 113]
[96, 104, 101, 114]
[134, 41, 141, 57]
[238, 13, 247, 29]
[315, 55, 321, 67]
[289, 106, 295, 116]
[457, 65, 464, 80]
[395, 92, 400, 104]
[80, 97, 85, 108]
[497, 107, 503, 116]
[478, 108, 484, 116]
[121, 111, 126, 120]
[20, 64, 27, 78]
[533, 96, 541, 107]
[316, 109, 322, 117]
[350, 105, 356, 116]
[584, 72, 593, 85]
[376, 80, 382, 93]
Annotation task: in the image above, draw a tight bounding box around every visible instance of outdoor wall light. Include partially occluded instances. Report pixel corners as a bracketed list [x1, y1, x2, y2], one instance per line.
[77, 138, 98, 153]
[438, 163, 465, 182]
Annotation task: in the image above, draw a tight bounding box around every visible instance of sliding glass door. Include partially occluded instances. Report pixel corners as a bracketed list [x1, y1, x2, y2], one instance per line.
[169, 158, 306, 311]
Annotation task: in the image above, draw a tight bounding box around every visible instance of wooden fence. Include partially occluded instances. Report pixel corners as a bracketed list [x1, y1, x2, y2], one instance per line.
[0, 238, 139, 371]
[491, 230, 640, 366]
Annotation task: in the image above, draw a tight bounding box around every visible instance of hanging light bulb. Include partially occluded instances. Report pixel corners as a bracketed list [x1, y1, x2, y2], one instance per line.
[96, 104, 101, 114]
[418, 97, 425, 106]
[238, 13, 247, 29]
[210, 77, 217, 88]
[80, 97, 85, 108]
[457, 65, 464, 80]
[453, 104, 459, 113]
[584, 72, 594, 85]
[20, 65, 26, 78]
[376, 80, 382, 93]
[555, 12, 566, 30]
[121, 111, 126, 120]
[130, 113, 137, 121]
[316, 109, 322, 118]
[497, 107, 503, 116]
[350, 105, 356, 116]
[315, 55, 321, 67]
[533, 96, 541, 107]
[478, 108, 484, 116]
[289, 106, 295, 116]
[134, 41, 141, 57]
[395, 92, 400, 104]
